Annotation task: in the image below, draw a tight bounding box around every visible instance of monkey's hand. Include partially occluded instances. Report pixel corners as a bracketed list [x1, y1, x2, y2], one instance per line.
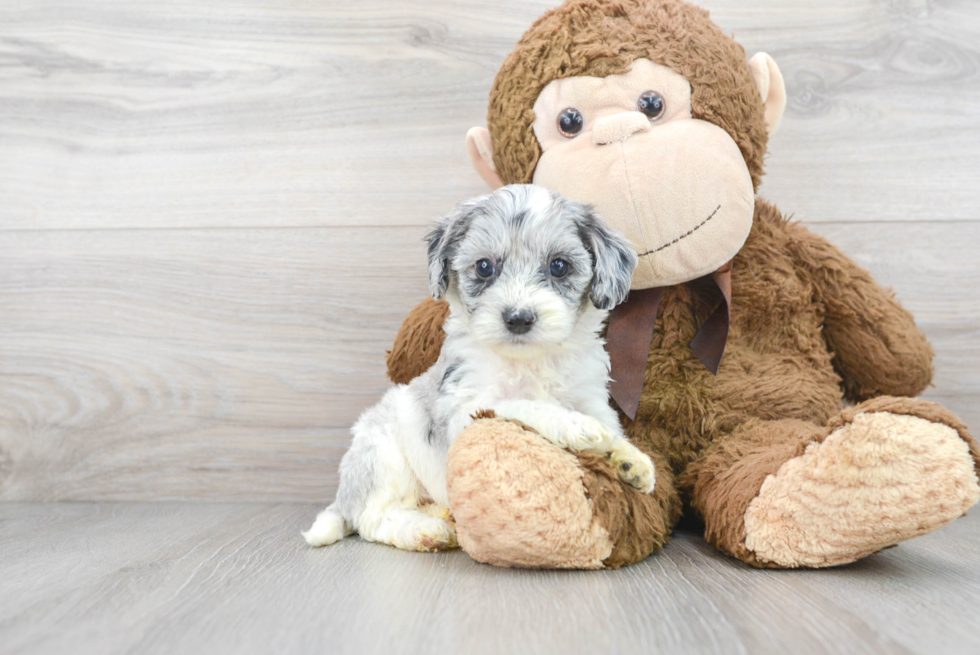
[386, 298, 450, 384]
[780, 203, 933, 401]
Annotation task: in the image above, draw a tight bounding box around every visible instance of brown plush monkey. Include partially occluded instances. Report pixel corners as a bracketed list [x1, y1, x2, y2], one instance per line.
[388, 0, 980, 569]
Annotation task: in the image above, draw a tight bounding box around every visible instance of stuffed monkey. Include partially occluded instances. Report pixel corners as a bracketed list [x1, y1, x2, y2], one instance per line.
[388, 0, 980, 569]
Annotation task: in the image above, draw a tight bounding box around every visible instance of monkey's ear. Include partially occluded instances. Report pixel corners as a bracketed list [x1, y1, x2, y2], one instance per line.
[748, 52, 787, 136]
[466, 127, 505, 190]
[573, 205, 638, 310]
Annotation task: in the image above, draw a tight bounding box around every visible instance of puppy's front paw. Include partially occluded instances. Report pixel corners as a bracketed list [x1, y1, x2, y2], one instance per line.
[552, 413, 615, 451]
[609, 441, 656, 493]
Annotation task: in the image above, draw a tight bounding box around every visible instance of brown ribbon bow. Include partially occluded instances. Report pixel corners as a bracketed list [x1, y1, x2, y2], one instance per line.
[606, 262, 733, 420]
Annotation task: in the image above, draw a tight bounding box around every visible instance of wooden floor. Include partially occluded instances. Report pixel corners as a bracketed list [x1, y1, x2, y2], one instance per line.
[2, 502, 979, 655]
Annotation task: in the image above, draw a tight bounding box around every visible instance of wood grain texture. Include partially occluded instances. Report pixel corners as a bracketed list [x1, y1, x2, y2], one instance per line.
[0, 227, 428, 501]
[0, 0, 978, 230]
[0, 222, 977, 502]
[1, 502, 979, 655]
[1, 0, 978, 502]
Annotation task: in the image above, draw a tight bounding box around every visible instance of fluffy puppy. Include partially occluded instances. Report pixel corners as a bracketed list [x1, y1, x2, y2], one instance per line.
[304, 184, 656, 552]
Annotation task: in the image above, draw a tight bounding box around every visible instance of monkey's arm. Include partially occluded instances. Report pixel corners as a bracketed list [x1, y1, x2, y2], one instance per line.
[783, 217, 933, 402]
[386, 298, 451, 384]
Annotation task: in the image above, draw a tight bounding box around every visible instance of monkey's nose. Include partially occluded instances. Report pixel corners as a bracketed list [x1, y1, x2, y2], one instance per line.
[592, 112, 651, 145]
[503, 308, 536, 335]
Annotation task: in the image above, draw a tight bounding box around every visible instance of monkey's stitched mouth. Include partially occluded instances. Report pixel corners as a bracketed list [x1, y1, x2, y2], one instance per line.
[637, 205, 722, 258]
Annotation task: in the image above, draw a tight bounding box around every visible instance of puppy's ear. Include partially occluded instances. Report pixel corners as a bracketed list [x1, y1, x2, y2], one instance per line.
[425, 199, 480, 299]
[573, 203, 638, 310]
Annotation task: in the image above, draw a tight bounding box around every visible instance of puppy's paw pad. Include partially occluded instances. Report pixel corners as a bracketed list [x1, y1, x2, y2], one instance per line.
[611, 446, 656, 494]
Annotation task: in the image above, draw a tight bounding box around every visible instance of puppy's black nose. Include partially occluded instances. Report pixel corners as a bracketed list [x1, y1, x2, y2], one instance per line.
[504, 308, 535, 335]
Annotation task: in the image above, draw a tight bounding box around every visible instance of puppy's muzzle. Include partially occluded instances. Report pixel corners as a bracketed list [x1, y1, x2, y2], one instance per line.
[503, 308, 536, 335]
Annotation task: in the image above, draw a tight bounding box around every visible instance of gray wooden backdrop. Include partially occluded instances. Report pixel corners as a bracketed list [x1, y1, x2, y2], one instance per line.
[1, 0, 978, 502]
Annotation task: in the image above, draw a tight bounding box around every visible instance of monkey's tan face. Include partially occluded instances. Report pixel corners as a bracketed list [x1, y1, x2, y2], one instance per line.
[530, 59, 755, 288]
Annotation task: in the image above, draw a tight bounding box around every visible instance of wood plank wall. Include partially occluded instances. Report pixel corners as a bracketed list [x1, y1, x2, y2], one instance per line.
[1, 0, 978, 501]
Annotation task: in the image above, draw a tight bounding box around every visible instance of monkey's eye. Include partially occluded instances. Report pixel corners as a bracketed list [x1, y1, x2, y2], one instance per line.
[557, 108, 584, 138]
[637, 90, 665, 120]
[475, 259, 496, 279]
[548, 259, 569, 278]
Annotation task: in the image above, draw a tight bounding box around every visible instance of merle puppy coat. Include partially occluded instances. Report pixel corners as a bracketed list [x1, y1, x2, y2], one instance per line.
[304, 185, 655, 552]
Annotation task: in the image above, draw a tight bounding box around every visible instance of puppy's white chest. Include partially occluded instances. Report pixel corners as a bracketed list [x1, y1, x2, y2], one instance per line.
[490, 358, 571, 402]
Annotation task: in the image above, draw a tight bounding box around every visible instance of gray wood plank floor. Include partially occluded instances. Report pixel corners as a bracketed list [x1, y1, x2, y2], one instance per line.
[2, 502, 979, 655]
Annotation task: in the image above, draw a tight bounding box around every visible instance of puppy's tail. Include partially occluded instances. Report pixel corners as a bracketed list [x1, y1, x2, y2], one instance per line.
[302, 504, 353, 547]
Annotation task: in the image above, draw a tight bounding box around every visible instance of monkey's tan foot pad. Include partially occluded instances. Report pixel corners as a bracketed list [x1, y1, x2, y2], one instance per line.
[743, 411, 980, 568]
[447, 418, 614, 569]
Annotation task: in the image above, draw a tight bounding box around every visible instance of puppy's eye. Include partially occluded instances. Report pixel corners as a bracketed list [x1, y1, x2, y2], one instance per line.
[557, 108, 584, 138]
[475, 259, 496, 279]
[637, 90, 665, 120]
[549, 259, 569, 278]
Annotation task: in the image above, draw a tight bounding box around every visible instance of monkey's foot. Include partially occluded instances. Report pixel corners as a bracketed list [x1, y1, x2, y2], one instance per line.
[743, 410, 980, 568]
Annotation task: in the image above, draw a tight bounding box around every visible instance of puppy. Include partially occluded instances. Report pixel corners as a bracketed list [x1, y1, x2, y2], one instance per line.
[304, 184, 656, 552]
